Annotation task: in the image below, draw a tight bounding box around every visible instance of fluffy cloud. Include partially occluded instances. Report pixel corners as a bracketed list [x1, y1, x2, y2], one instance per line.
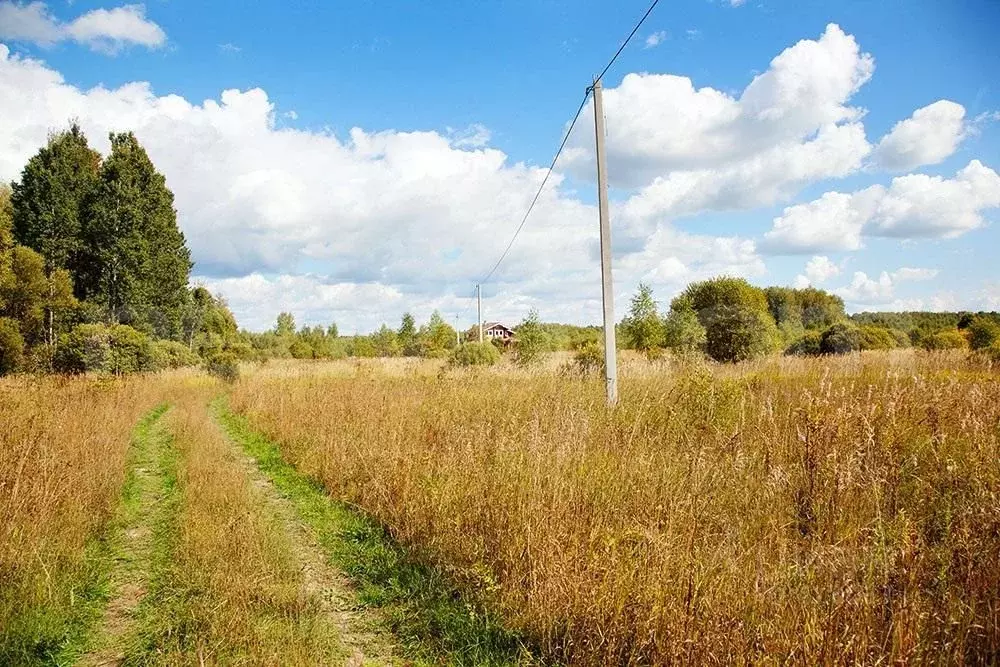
[566, 23, 874, 192]
[0, 2, 165, 53]
[762, 160, 1000, 253]
[793, 255, 840, 287]
[872, 100, 966, 171]
[833, 266, 939, 306]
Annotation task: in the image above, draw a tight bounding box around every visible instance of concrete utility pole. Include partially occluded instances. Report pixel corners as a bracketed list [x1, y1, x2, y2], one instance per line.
[454, 315, 461, 346]
[477, 284, 483, 343]
[592, 77, 618, 406]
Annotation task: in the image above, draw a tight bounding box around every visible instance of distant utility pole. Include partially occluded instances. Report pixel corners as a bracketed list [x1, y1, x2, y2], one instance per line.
[477, 284, 483, 343]
[592, 77, 618, 406]
[454, 315, 461, 346]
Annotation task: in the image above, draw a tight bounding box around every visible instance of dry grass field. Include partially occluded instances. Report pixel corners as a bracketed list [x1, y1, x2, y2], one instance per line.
[233, 351, 1000, 664]
[2, 351, 999, 665]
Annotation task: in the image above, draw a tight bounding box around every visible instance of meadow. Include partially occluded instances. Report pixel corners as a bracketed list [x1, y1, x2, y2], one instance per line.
[2, 350, 999, 664]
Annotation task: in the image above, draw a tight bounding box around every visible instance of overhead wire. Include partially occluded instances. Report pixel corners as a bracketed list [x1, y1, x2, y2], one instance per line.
[476, 0, 661, 288]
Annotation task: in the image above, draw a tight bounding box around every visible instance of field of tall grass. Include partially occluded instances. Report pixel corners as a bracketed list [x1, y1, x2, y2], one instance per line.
[0, 375, 162, 661]
[233, 352, 1000, 664]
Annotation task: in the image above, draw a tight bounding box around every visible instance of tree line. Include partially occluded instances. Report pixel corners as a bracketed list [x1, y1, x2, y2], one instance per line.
[0, 124, 235, 376]
[619, 277, 1000, 362]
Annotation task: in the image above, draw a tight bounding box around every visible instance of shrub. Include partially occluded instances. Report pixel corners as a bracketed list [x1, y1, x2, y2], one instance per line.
[53, 323, 156, 375]
[967, 316, 1000, 350]
[573, 341, 604, 375]
[289, 339, 314, 359]
[514, 310, 548, 367]
[820, 322, 861, 355]
[889, 329, 910, 348]
[205, 351, 240, 383]
[858, 325, 897, 351]
[662, 306, 706, 355]
[152, 340, 200, 369]
[921, 329, 968, 351]
[785, 331, 822, 356]
[676, 278, 780, 363]
[0, 317, 24, 375]
[448, 342, 501, 367]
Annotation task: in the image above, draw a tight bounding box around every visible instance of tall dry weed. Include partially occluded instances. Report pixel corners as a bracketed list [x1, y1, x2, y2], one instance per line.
[233, 351, 1000, 664]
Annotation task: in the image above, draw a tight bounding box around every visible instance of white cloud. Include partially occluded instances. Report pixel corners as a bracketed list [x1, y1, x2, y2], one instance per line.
[762, 160, 1000, 253]
[567, 24, 874, 189]
[833, 266, 940, 307]
[218, 42, 241, 54]
[793, 255, 840, 287]
[0, 1, 164, 53]
[872, 100, 967, 171]
[644, 31, 668, 49]
[891, 267, 938, 282]
[729, 0, 747, 6]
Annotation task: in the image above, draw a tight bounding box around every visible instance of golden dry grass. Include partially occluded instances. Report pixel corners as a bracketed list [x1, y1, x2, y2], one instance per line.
[233, 351, 1000, 665]
[0, 374, 164, 659]
[134, 382, 345, 665]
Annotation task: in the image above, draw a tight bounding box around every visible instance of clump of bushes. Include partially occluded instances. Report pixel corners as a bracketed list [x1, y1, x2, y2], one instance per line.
[785, 331, 821, 356]
[448, 342, 501, 367]
[573, 341, 604, 375]
[920, 329, 968, 351]
[820, 322, 861, 355]
[0, 317, 25, 376]
[53, 323, 157, 375]
[967, 316, 1000, 350]
[152, 340, 200, 369]
[205, 351, 240, 383]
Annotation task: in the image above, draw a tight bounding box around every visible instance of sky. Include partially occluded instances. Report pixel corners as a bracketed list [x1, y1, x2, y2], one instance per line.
[1, 0, 998, 332]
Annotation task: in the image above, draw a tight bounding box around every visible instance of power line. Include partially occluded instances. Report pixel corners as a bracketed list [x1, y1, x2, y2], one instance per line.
[477, 0, 661, 287]
[594, 0, 660, 87]
[479, 91, 590, 286]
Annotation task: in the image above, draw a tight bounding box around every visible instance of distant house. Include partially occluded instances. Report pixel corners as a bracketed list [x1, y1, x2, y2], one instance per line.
[483, 322, 514, 344]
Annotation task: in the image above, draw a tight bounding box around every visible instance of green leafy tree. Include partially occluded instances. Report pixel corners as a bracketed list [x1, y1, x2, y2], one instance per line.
[0, 246, 47, 345]
[11, 124, 100, 278]
[80, 132, 191, 337]
[967, 316, 1000, 350]
[676, 277, 780, 363]
[622, 283, 664, 354]
[785, 331, 822, 356]
[662, 300, 706, 354]
[419, 311, 457, 358]
[398, 312, 419, 356]
[275, 312, 296, 337]
[372, 324, 401, 357]
[514, 309, 548, 366]
[327, 322, 339, 338]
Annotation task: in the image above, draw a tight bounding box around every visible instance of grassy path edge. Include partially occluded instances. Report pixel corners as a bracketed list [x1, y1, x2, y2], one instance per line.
[212, 397, 540, 667]
[50, 403, 170, 667]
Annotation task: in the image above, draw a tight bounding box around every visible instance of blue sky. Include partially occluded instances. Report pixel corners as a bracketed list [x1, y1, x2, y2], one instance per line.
[1, 0, 998, 330]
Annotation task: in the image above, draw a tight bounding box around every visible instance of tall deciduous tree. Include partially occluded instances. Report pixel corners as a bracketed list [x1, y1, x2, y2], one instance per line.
[622, 283, 664, 353]
[398, 312, 418, 356]
[81, 132, 191, 338]
[514, 309, 548, 366]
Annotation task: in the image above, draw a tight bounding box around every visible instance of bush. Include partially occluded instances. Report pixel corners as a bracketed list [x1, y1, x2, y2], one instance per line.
[921, 329, 968, 351]
[152, 340, 200, 369]
[820, 323, 861, 355]
[785, 331, 821, 356]
[889, 329, 910, 348]
[858, 325, 897, 351]
[663, 306, 706, 355]
[967, 317, 1000, 350]
[676, 278, 780, 363]
[53, 323, 156, 375]
[0, 317, 24, 375]
[289, 339, 314, 359]
[448, 342, 501, 367]
[573, 341, 604, 375]
[514, 310, 548, 367]
[205, 352, 240, 383]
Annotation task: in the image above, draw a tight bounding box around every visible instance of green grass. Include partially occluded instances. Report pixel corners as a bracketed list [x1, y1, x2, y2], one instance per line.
[0, 404, 169, 667]
[213, 397, 540, 666]
[118, 409, 186, 666]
